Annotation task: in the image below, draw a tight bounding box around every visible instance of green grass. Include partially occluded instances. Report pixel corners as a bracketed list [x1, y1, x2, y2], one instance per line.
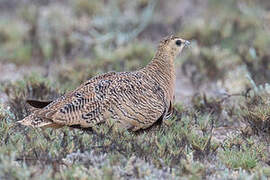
[220, 147, 258, 170]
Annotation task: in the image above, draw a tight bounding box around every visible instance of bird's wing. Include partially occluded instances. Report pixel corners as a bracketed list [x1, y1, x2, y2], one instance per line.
[33, 72, 118, 125]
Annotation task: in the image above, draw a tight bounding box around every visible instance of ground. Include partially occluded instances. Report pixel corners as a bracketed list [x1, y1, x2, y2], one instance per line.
[1, 0, 270, 179]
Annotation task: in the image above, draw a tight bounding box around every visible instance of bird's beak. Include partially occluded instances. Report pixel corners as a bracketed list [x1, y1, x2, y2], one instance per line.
[184, 40, 191, 47]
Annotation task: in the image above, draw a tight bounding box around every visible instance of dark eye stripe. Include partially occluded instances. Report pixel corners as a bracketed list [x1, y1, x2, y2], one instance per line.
[176, 40, 182, 46]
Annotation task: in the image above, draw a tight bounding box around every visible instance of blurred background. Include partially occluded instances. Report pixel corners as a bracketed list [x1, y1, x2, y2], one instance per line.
[0, 0, 270, 103]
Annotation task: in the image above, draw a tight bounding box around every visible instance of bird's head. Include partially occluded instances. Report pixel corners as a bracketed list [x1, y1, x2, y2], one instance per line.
[158, 35, 190, 58]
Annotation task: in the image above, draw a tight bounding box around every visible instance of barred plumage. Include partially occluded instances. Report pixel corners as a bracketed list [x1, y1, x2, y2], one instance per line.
[18, 36, 190, 131]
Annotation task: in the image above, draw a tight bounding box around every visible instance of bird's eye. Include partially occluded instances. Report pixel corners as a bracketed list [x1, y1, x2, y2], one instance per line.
[175, 40, 182, 46]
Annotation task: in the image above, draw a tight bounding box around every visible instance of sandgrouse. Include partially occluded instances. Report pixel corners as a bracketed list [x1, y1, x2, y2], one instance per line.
[19, 36, 190, 131]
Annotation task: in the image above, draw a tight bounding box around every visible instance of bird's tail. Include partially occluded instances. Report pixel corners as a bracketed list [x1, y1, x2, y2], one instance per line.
[18, 99, 63, 128]
[18, 114, 63, 128]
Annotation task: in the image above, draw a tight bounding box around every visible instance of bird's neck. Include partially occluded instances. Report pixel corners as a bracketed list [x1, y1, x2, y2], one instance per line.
[144, 47, 175, 73]
[141, 48, 176, 102]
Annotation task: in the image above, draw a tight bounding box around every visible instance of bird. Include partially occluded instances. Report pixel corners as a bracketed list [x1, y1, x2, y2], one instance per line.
[18, 36, 190, 131]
